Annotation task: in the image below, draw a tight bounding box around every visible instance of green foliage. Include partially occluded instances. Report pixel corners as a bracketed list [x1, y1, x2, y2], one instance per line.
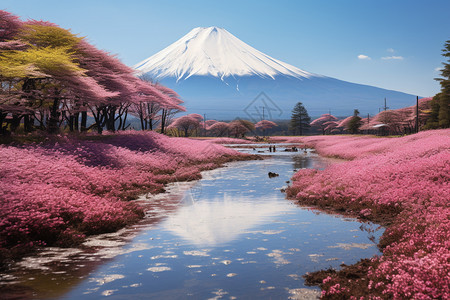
[428, 40, 450, 128]
[0, 22, 85, 79]
[18, 24, 82, 49]
[0, 46, 82, 78]
[347, 109, 362, 134]
[425, 94, 441, 129]
[290, 102, 311, 135]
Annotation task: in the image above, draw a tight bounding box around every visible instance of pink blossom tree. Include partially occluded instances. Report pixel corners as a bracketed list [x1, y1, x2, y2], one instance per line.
[168, 114, 203, 137]
[204, 119, 218, 130]
[0, 10, 183, 135]
[310, 113, 338, 134]
[208, 121, 230, 137]
[0, 10, 22, 41]
[335, 116, 353, 132]
[255, 120, 277, 130]
[359, 98, 433, 135]
[255, 119, 277, 136]
[228, 119, 254, 138]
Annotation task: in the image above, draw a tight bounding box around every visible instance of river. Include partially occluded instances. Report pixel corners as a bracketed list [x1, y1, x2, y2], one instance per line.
[1, 144, 383, 299]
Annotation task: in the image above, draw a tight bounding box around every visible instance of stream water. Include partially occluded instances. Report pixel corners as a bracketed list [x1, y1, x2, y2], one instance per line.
[1, 145, 383, 299]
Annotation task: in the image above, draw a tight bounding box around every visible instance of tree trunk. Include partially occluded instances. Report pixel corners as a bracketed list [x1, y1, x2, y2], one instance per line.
[121, 109, 128, 130]
[48, 97, 60, 134]
[0, 111, 4, 135]
[24, 114, 35, 132]
[81, 111, 87, 132]
[74, 112, 79, 132]
[104, 106, 116, 132]
[10, 114, 22, 133]
[160, 109, 167, 134]
[147, 103, 153, 130]
[68, 114, 75, 132]
[96, 109, 104, 134]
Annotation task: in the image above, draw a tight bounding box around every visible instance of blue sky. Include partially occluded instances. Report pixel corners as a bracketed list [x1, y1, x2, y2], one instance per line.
[2, 0, 449, 101]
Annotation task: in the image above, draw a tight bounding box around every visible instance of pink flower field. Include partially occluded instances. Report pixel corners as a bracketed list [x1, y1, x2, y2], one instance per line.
[0, 131, 248, 263]
[286, 129, 450, 299]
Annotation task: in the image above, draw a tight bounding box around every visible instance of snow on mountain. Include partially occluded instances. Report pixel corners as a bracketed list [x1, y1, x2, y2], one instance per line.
[134, 27, 418, 119]
[134, 26, 316, 81]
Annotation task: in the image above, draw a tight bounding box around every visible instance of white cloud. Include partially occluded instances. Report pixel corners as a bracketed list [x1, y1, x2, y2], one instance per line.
[387, 48, 395, 53]
[434, 67, 443, 72]
[358, 54, 371, 60]
[381, 56, 404, 60]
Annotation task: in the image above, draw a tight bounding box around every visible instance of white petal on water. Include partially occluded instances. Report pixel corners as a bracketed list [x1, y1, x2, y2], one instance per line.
[287, 288, 321, 299]
[308, 254, 324, 263]
[267, 250, 291, 265]
[146, 266, 171, 272]
[101, 289, 117, 296]
[328, 243, 373, 250]
[183, 250, 210, 257]
[150, 255, 178, 259]
[90, 274, 125, 286]
[326, 257, 339, 261]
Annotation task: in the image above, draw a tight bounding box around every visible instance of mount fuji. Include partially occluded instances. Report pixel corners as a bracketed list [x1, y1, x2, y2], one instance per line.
[134, 27, 417, 120]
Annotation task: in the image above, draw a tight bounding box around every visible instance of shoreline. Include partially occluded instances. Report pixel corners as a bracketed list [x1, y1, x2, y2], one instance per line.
[285, 129, 450, 299]
[0, 132, 256, 267]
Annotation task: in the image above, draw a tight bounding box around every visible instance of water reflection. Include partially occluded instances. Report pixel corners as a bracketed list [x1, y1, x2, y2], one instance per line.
[162, 194, 294, 246]
[292, 154, 313, 169]
[0, 145, 384, 300]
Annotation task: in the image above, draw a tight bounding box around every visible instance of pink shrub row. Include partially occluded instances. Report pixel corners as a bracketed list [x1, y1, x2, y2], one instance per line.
[191, 137, 254, 144]
[0, 131, 246, 260]
[287, 129, 450, 299]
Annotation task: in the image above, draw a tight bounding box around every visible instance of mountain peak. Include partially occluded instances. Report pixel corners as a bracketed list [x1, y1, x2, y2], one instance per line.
[134, 26, 316, 81]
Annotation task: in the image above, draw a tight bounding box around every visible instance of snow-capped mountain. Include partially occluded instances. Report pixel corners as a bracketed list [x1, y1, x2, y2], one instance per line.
[135, 27, 418, 119]
[135, 27, 316, 81]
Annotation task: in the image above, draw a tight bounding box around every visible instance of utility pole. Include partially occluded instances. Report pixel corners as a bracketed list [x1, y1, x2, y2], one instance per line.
[203, 114, 206, 137]
[367, 113, 370, 123]
[259, 106, 265, 121]
[415, 96, 419, 133]
[383, 98, 389, 111]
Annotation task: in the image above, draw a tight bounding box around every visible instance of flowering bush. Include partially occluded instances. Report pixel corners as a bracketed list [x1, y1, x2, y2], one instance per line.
[0, 131, 247, 262]
[287, 129, 450, 299]
[199, 137, 254, 144]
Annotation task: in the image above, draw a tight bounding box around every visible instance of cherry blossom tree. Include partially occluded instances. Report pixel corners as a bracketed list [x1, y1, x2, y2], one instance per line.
[359, 98, 433, 135]
[208, 121, 229, 137]
[168, 114, 203, 137]
[255, 119, 277, 136]
[204, 119, 218, 130]
[228, 119, 254, 138]
[0, 10, 183, 135]
[335, 116, 352, 133]
[0, 20, 115, 133]
[310, 113, 338, 135]
[0, 10, 22, 41]
[255, 120, 277, 130]
[323, 120, 339, 134]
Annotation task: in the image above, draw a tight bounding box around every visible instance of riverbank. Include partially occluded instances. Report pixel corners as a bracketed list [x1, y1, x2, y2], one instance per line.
[0, 131, 251, 266]
[286, 129, 450, 299]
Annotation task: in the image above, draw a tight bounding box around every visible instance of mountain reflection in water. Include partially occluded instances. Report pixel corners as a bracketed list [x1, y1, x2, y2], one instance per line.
[162, 194, 294, 246]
